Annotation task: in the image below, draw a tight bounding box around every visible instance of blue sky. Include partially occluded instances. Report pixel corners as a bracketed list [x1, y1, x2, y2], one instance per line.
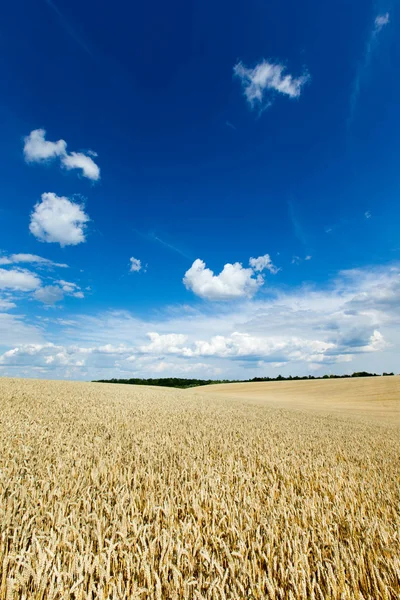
[0, 0, 399, 379]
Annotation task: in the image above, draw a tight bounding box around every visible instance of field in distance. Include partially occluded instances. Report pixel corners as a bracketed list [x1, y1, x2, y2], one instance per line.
[196, 376, 400, 424]
[0, 377, 399, 599]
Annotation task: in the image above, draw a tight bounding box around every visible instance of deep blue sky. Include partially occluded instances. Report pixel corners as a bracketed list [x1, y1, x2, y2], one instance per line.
[0, 0, 399, 379]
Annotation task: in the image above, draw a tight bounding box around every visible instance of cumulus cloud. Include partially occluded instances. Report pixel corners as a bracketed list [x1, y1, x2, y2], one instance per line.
[183, 255, 279, 301]
[55, 280, 84, 298]
[234, 60, 309, 110]
[29, 192, 90, 247]
[0, 262, 83, 305]
[33, 280, 85, 305]
[0, 253, 68, 268]
[23, 129, 66, 162]
[137, 331, 334, 363]
[61, 152, 100, 181]
[23, 129, 100, 181]
[129, 257, 142, 272]
[184, 259, 263, 300]
[1, 264, 399, 380]
[0, 268, 41, 291]
[140, 333, 189, 354]
[33, 285, 65, 305]
[249, 254, 279, 274]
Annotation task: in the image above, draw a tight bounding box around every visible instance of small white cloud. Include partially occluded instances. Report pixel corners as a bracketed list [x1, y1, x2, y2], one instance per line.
[23, 129, 66, 162]
[23, 129, 100, 181]
[56, 279, 78, 292]
[234, 60, 309, 110]
[140, 332, 189, 354]
[0, 268, 41, 292]
[0, 253, 68, 268]
[33, 285, 65, 305]
[375, 13, 390, 32]
[33, 279, 84, 305]
[365, 330, 387, 352]
[129, 257, 142, 272]
[305, 255, 312, 261]
[61, 152, 100, 181]
[183, 258, 265, 301]
[365, 211, 372, 219]
[249, 254, 279, 274]
[292, 255, 301, 265]
[29, 192, 90, 247]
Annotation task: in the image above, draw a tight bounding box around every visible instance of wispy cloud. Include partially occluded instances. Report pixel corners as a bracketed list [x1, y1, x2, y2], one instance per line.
[24, 129, 100, 181]
[234, 59, 309, 112]
[348, 12, 390, 125]
[375, 12, 390, 32]
[44, 0, 94, 59]
[292, 255, 312, 265]
[0, 253, 68, 268]
[133, 229, 193, 260]
[288, 200, 308, 247]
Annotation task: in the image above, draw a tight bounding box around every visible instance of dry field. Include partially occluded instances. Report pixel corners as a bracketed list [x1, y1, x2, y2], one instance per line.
[195, 376, 400, 424]
[0, 377, 399, 599]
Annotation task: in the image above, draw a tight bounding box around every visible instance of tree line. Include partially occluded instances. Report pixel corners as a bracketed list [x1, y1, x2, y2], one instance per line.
[93, 371, 395, 389]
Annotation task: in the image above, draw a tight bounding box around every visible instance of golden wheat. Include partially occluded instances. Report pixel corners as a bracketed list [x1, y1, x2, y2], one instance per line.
[0, 377, 399, 599]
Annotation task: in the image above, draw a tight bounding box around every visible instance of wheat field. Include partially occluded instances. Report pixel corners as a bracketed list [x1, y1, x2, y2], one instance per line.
[0, 377, 399, 599]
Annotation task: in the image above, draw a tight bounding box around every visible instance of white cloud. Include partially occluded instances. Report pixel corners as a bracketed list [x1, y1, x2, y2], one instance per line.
[33, 280, 85, 305]
[0, 253, 68, 268]
[0, 268, 41, 291]
[292, 255, 312, 265]
[61, 152, 100, 181]
[2, 264, 400, 380]
[234, 60, 309, 110]
[184, 255, 279, 301]
[0, 297, 16, 310]
[23, 129, 66, 162]
[29, 192, 90, 247]
[0, 314, 44, 348]
[375, 13, 390, 32]
[57, 280, 79, 292]
[249, 254, 279, 274]
[129, 257, 142, 272]
[33, 285, 64, 305]
[23, 129, 100, 180]
[349, 13, 390, 125]
[365, 211, 371, 219]
[140, 333, 189, 354]
[184, 259, 264, 300]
